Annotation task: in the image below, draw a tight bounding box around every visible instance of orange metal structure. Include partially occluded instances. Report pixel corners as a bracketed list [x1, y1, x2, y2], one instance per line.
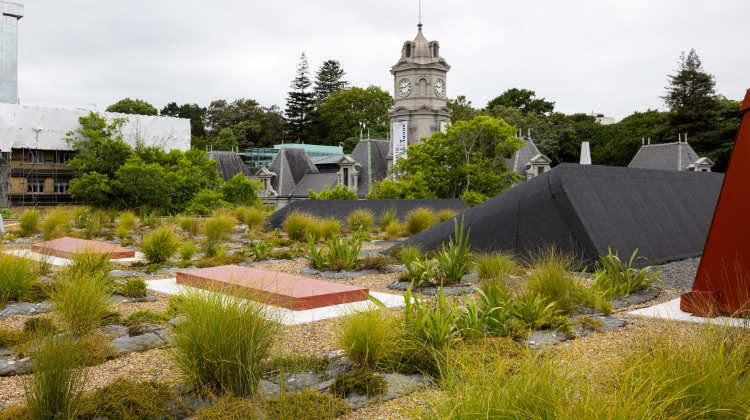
[680, 89, 750, 317]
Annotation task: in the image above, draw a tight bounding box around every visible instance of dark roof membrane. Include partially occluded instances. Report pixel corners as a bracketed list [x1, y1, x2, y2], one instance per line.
[390, 164, 724, 268]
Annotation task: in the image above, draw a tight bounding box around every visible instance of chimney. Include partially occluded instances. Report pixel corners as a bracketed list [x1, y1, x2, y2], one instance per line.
[580, 142, 591, 165]
[648, 137, 651, 145]
[685, 133, 688, 143]
[642, 138, 644, 145]
[527, 129, 530, 138]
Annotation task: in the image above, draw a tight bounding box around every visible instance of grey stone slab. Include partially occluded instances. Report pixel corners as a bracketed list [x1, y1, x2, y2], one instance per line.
[298, 266, 321, 276]
[386, 280, 473, 296]
[0, 358, 31, 377]
[112, 333, 170, 354]
[383, 264, 406, 274]
[250, 259, 291, 267]
[526, 330, 574, 348]
[108, 294, 157, 304]
[577, 287, 661, 315]
[154, 267, 182, 275]
[269, 372, 320, 391]
[319, 269, 380, 279]
[257, 379, 281, 397]
[0, 302, 52, 318]
[108, 270, 140, 278]
[98, 325, 129, 339]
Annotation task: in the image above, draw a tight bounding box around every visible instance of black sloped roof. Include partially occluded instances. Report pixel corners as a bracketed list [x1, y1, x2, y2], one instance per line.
[207, 151, 254, 182]
[351, 138, 390, 198]
[505, 137, 540, 178]
[268, 148, 318, 196]
[266, 199, 469, 229]
[388, 164, 724, 268]
[289, 172, 340, 198]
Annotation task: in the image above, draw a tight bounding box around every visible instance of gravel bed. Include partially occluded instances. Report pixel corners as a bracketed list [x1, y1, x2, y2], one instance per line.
[648, 257, 701, 293]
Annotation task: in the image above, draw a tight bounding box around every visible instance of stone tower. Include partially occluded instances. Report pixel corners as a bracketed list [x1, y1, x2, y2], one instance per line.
[386, 24, 453, 168]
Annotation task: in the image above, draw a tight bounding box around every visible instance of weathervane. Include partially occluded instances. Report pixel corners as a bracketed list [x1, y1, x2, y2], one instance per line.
[418, 0, 422, 31]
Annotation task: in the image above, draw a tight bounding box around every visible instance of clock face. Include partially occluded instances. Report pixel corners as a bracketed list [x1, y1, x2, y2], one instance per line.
[434, 78, 445, 97]
[398, 79, 411, 96]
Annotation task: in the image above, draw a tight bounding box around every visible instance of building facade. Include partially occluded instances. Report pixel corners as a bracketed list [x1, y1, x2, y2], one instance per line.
[0, 2, 22, 105]
[386, 24, 453, 168]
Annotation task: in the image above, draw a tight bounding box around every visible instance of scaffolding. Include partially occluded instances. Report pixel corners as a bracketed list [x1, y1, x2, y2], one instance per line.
[0, 148, 76, 209]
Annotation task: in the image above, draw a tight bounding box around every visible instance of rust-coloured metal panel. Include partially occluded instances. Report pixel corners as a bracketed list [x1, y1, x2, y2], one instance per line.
[177, 265, 369, 311]
[681, 88, 750, 316]
[31, 237, 136, 259]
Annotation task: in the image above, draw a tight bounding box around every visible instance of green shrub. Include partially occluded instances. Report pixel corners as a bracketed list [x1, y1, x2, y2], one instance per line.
[221, 173, 262, 207]
[282, 210, 312, 242]
[510, 292, 559, 330]
[0, 329, 28, 347]
[264, 354, 333, 375]
[83, 214, 104, 240]
[186, 188, 225, 216]
[72, 206, 89, 229]
[358, 254, 390, 271]
[383, 337, 441, 378]
[179, 241, 197, 262]
[203, 213, 235, 257]
[307, 234, 362, 271]
[198, 391, 350, 420]
[23, 318, 58, 336]
[434, 217, 472, 284]
[347, 208, 374, 231]
[308, 184, 358, 200]
[120, 278, 147, 298]
[23, 335, 87, 420]
[170, 283, 280, 397]
[83, 377, 173, 420]
[177, 215, 201, 236]
[125, 309, 170, 324]
[52, 273, 112, 335]
[330, 369, 387, 398]
[141, 225, 180, 265]
[19, 208, 41, 235]
[405, 207, 435, 236]
[304, 219, 326, 243]
[526, 245, 581, 314]
[248, 241, 274, 261]
[403, 284, 460, 348]
[437, 209, 458, 223]
[594, 248, 661, 296]
[351, 227, 372, 242]
[0, 251, 35, 304]
[42, 208, 70, 241]
[334, 306, 401, 367]
[379, 205, 398, 228]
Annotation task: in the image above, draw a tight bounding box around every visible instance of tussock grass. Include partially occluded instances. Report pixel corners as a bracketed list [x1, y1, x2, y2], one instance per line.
[334, 306, 401, 367]
[179, 241, 197, 262]
[282, 210, 313, 242]
[23, 335, 87, 420]
[235, 206, 265, 230]
[0, 250, 35, 305]
[474, 250, 517, 280]
[42, 207, 70, 241]
[170, 282, 280, 397]
[64, 250, 113, 280]
[379, 205, 398, 228]
[81, 377, 173, 420]
[197, 390, 350, 420]
[203, 213, 236, 257]
[405, 207, 435, 236]
[141, 225, 180, 265]
[384, 221, 401, 238]
[177, 215, 201, 236]
[437, 209, 458, 223]
[117, 210, 136, 239]
[347, 208, 374, 231]
[52, 273, 112, 335]
[84, 214, 104, 239]
[525, 245, 582, 314]
[319, 217, 341, 239]
[19, 208, 41, 235]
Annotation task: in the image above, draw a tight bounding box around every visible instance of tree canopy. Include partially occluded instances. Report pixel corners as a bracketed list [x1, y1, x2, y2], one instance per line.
[106, 98, 158, 116]
[314, 60, 349, 101]
[308, 184, 358, 200]
[486, 88, 555, 116]
[285, 53, 316, 143]
[318, 86, 393, 146]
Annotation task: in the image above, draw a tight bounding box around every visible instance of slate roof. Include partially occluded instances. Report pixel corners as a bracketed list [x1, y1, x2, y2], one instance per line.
[206, 151, 254, 182]
[392, 164, 725, 268]
[628, 142, 701, 171]
[506, 137, 541, 178]
[289, 173, 339, 198]
[310, 155, 345, 165]
[268, 148, 318, 196]
[350, 138, 390, 198]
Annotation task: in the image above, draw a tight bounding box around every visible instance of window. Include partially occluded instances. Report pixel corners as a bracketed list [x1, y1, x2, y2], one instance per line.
[405, 43, 411, 58]
[432, 44, 437, 57]
[54, 182, 69, 194]
[343, 168, 349, 187]
[27, 149, 44, 164]
[537, 167, 545, 176]
[55, 151, 73, 165]
[27, 182, 44, 194]
[262, 179, 267, 189]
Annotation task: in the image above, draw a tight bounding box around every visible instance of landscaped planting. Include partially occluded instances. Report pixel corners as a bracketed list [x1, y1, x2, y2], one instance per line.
[0, 202, 723, 419]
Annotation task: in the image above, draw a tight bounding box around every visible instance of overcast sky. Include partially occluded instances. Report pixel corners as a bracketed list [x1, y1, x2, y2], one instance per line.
[17, 0, 750, 121]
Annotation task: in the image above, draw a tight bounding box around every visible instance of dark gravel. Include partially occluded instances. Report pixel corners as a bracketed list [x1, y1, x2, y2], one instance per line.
[648, 257, 700, 293]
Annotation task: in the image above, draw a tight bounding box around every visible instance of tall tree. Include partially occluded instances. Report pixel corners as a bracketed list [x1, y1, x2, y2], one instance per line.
[447, 96, 483, 123]
[706, 96, 742, 172]
[285, 53, 316, 143]
[658, 49, 719, 153]
[160, 102, 207, 138]
[486, 88, 555, 116]
[106, 98, 158, 116]
[314, 60, 349, 101]
[318, 86, 393, 146]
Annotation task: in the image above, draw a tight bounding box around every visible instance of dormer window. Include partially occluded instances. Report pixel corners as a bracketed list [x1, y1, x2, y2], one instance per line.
[405, 43, 411, 58]
[432, 44, 438, 57]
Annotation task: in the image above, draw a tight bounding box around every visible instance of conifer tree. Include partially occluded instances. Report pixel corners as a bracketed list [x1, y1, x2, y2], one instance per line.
[314, 60, 349, 101]
[659, 49, 719, 153]
[285, 53, 316, 143]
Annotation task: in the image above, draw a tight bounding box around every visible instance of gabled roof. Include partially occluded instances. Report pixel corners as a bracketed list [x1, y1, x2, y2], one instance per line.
[529, 154, 552, 164]
[628, 142, 700, 171]
[337, 155, 357, 165]
[289, 172, 339, 198]
[255, 166, 276, 177]
[268, 147, 318, 196]
[310, 155, 345, 165]
[350, 138, 390, 198]
[695, 156, 714, 165]
[506, 137, 541, 178]
[206, 151, 254, 182]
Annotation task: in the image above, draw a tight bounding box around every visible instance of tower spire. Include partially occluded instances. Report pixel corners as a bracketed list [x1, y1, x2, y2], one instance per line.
[418, 0, 422, 31]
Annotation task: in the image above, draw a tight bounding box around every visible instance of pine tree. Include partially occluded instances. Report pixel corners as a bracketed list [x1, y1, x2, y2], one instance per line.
[285, 53, 316, 143]
[659, 49, 719, 153]
[314, 60, 349, 101]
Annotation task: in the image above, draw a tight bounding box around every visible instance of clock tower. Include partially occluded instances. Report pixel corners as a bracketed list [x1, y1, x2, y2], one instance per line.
[387, 23, 453, 168]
